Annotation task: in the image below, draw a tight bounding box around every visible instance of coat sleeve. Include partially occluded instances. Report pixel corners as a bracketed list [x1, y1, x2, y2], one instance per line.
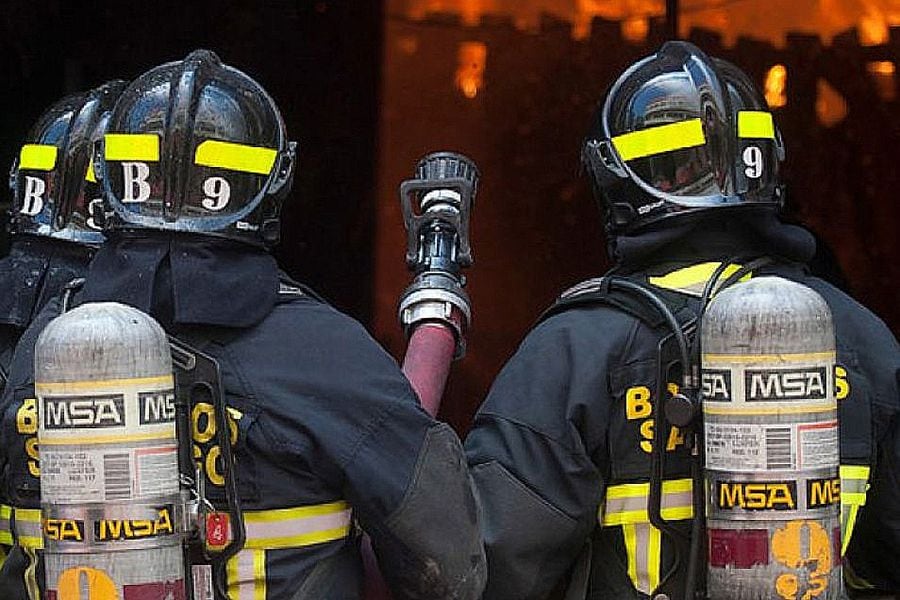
[844, 326, 900, 592]
[253, 300, 486, 600]
[465, 310, 618, 600]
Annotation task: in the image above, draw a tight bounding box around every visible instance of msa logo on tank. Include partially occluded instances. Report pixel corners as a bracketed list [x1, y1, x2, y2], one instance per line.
[43, 513, 174, 544]
[807, 477, 841, 509]
[702, 369, 732, 401]
[43, 394, 125, 429]
[744, 366, 828, 401]
[139, 391, 176, 425]
[716, 480, 798, 511]
[95, 504, 176, 542]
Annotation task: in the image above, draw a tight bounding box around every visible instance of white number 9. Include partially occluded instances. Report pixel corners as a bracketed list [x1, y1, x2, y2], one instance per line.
[743, 146, 764, 179]
[202, 177, 231, 211]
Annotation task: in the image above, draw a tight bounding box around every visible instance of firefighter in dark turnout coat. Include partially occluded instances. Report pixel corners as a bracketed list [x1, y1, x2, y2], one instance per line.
[465, 42, 900, 599]
[0, 50, 485, 600]
[0, 81, 126, 589]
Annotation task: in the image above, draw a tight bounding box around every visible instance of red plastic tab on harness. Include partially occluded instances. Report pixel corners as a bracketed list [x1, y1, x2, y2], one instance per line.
[206, 512, 232, 549]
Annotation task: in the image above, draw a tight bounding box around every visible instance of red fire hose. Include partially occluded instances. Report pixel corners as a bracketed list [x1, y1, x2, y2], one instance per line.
[363, 323, 461, 599]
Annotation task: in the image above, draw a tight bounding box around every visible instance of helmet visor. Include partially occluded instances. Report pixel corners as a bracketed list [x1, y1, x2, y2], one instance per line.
[604, 51, 737, 207]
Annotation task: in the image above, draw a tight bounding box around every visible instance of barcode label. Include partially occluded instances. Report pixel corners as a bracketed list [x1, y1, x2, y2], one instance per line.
[765, 427, 793, 469]
[103, 453, 132, 500]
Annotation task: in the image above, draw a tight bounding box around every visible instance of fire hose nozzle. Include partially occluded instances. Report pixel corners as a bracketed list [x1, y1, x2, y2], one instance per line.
[398, 151, 479, 358]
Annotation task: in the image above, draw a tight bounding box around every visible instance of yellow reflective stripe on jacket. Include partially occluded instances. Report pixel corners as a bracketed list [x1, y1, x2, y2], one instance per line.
[622, 522, 663, 594]
[737, 111, 776, 139]
[601, 478, 694, 526]
[195, 140, 278, 176]
[840, 464, 871, 555]
[13, 508, 42, 550]
[648, 262, 750, 297]
[104, 133, 160, 162]
[242, 501, 352, 550]
[600, 479, 693, 595]
[0, 504, 12, 545]
[222, 500, 351, 598]
[227, 549, 267, 600]
[19, 144, 58, 171]
[611, 118, 706, 162]
[23, 546, 40, 600]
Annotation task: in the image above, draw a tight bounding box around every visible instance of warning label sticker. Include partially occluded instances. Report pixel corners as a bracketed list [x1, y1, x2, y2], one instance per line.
[798, 421, 839, 469]
[40, 448, 108, 503]
[705, 423, 797, 471]
[41, 445, 177, 504]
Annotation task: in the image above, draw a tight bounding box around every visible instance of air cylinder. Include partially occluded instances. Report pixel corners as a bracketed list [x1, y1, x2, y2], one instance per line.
[702, 277, 840, 600]
[36, 302, 186, 600]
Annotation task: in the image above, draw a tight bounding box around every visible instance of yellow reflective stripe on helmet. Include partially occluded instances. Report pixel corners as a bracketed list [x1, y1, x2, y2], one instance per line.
[227, 549, 266, 600]
[195, 140, 278, 175]
[104, 133, 160, 162]
[648, 262, 749, 296]
[738, 111, 775, 139]
[85, 160, 97, 183]
[19, 144, 58, 171]
[611, 118, 705, 162]
[840, 464, 871, 555]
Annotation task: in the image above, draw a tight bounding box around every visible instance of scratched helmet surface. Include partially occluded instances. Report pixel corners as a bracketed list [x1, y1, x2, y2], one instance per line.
[10, 81, 127, 245]
[582, 41, 782, 235]
[95, 49, 296, 246]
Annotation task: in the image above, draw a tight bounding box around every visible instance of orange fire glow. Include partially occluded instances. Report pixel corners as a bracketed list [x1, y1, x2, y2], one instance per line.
[858, 8, 889, 45]
[867, 60, 897, 100]
[456, 41, 487, 99]
[816, 78, 848, 127]
[621, 17, 650, 43]
[764, 64, 787, 109]
[401, 0, 900, 47]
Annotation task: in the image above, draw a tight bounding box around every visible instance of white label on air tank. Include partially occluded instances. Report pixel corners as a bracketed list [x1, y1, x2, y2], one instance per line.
[798, 421, 839, 469]
[40, 448, 109, 503]
[705, 422, 797, 472]
[40, 444, 178, 504]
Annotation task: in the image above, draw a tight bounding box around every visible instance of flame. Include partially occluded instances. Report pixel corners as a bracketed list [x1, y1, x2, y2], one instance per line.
[456, 42, 487, 99]
[859, 9, 889, 45]
[867, 61, 897, 101]
[816, 78, 848, 127]
[765, 64, 788, 109]
[400, 0, 899, 47]
[621, 17, 649, 43]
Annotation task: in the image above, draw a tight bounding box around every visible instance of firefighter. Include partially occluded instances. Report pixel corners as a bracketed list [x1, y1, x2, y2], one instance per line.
[0, 49, 485, 600]
[465, 41, 900, 599]
[0, 81, 126, 592]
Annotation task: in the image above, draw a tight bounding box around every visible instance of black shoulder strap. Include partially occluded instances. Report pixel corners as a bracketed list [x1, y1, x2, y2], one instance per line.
[538, 276, 692, 330]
